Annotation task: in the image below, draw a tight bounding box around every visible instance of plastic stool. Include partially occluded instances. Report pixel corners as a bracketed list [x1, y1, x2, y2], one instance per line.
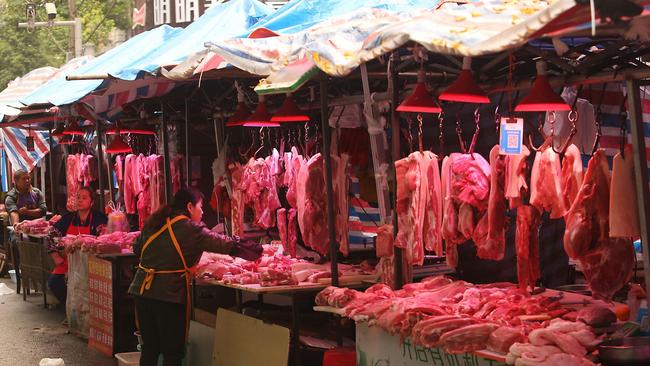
[323, 347, 355, 366]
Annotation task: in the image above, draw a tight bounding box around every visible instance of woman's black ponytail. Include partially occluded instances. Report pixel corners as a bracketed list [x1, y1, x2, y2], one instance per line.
[144, 188, 204, 231]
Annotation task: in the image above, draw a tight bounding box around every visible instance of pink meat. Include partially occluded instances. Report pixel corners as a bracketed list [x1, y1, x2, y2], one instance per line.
[66, 154, 80, 211]
[332, 154, 350, 256]
[530, 147, 566, 218]
[229, 163, 245, 237]
[480, 146, 507, 261]
[287, 208, 298, 258]
[277, 208, 288, 252]
[504, 146, 530, 209]
[124, 154, 138, 214]
[561, 144, 583, 212]
[449, 153, 491, 210]
[439, 323, 498, 354]
[375, 224, 394, 258]
[296, 154, 328, 256]
[515, 205, 541, 293]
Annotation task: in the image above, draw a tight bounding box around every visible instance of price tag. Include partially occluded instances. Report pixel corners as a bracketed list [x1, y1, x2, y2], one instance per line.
[499, 117, 523, 155]
[26, 136, 35, 151]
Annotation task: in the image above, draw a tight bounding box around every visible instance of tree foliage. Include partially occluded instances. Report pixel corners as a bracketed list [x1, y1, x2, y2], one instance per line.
[0, 0, 131, 91]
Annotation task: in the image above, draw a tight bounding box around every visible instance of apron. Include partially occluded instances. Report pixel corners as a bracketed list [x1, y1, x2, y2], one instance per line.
[137, 215, 194, 340]
[53, 213, 92, 275]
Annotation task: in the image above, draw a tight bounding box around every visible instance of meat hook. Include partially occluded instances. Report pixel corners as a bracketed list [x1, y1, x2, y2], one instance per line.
[455, 112, 467, 154]
[527, 113, 547, 152]
[417, 113, 424, 153]
[254, 127, 266, 159]
[438, 111, 445, 157]
[552, 85, 582, 156]
[468, 107, 481, 156]
[590, 84, 608, 157]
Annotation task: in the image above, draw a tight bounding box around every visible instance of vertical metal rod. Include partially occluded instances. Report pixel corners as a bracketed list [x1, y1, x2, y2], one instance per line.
[185, 99, 190, 187]
[321, 72, 339, 287]
[48, 125, 56, 211]
[626, 79, 650, 308]
[95, 121, 105, 209]
[389, 53, 404, 289]
[161, 104, 173, 203]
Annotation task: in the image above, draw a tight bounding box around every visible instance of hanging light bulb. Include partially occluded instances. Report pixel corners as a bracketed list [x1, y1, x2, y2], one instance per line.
[396, 70, 442, 113]
[63, 119, 85, 135]
[243, 95, 280, 127]
[515, 61, 570, 112]
[271, 93, 310, 122]
[105, 134, 132, 154]
[439, 57, 490, 104]
[226, 82, 251, 127]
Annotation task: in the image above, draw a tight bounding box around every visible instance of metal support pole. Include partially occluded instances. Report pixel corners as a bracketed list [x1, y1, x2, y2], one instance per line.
[47, 126, 56, 211]
[185, 99, 190, 187]
[320, 72, 339, 287]
[389, 53, 404, 289]
[18, 18, 83, 57]
[95, 122, 105, 209]
[161, 104, 173, 203]
[625, 79, 650, 308]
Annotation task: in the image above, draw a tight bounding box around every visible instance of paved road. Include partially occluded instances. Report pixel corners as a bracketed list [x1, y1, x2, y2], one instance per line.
[0, 278, 116, 366]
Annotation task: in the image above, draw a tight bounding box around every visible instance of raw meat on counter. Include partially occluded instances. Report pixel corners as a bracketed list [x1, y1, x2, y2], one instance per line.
[564, 150, 634, 300]
[530, 147, 566, 218]
[195, 245, 375, 287]
[316, 277, 602, 358]
[576, 305, 617, 327]
[60, 231, 140, 254]
[13, 218, 52, 236]
[609, 146, 640, 238]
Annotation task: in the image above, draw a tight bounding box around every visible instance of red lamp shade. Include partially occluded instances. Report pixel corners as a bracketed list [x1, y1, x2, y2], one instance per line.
[243, 98, 280, 127]
[106, 122, 121, 135]
[397, 82, 442, 113]
[226, 102, 251, 127]
[439, 69, 489, 103]
[271, 94, 309, 122]
[125, 121, 156, 135]
[439, 57, 489, 104]
[514, 75, 570, 112]
[105, 135, 132, 154]
[63, 120, 85, 135]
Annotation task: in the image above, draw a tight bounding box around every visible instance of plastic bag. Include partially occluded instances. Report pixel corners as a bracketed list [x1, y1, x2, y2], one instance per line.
[106, 201, 129, 234]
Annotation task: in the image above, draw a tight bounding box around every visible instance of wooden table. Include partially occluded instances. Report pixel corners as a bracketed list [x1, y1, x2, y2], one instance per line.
[199, 278, 373, 366]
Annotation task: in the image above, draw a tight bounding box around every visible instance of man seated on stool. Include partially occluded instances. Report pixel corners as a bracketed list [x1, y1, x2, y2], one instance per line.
[4, 169, 47, 225]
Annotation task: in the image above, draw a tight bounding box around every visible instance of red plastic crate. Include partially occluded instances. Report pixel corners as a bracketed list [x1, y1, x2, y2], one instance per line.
[322, 347, 356, 366]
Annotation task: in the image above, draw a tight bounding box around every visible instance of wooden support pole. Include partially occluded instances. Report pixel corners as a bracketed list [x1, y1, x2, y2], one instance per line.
[625, 79, 650, 309]
[47, 126, 56, 211]
[321, 72, 339, 287]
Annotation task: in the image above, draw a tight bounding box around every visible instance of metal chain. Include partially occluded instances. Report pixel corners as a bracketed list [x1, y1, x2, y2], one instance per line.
[468, 107, 481, 154]
[406, 116, 414, 153]
[438, 112, 445, 157]
[456, 112, 466, 153]
[417, 113, 424, 152]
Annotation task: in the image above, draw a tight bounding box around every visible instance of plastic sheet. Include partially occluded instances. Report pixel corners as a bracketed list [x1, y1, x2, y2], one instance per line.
[66, 251, 89, 338]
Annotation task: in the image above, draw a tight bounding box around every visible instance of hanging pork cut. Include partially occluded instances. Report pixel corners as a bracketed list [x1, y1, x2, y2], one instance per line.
[284, 147, 305, 208]
[515, 205, 541, 292]
[479, 145, 507, 261]
[561, 144, 584, 212]
[563, 150, 611, 259]
[449, 153, 491, 210]
[287, 208, 298, 257]
[394, 152, 426, 265]
[297, 154, 329, 256]
[530, 147, 566, 218]
[504, 145, 530, 209]
[609, 146, 640, 238]
[376, 224, 394, 258]
[424, 153, 443, 257]
[332, 154, 351, 256]
[564, 150, 635, 300]
[229, 163, 245, 237]
[441, 155, 463, 267]
[277, 208, 288, 252]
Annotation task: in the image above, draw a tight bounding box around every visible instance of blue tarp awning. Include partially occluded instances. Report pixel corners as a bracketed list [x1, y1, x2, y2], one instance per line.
[20, 25, 181, 107]
[115, 0, 274, 81]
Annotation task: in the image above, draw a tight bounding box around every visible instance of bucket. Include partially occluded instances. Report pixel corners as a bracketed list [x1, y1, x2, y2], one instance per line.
[115, 352, 140, 366]
[9, 269, 17, 284]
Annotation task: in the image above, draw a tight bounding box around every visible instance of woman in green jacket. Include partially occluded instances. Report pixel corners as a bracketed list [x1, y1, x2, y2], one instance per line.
[128, 188, 261, 366]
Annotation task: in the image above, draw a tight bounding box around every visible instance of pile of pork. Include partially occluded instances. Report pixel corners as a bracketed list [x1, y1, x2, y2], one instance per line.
[316, 276, 607, 364]
[228, 147, 350, 258]
[387, 143, 636, 300]
[59, 231, 140, 254]
[13, 218, 53, 236]
[196, 245, 374, 287]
